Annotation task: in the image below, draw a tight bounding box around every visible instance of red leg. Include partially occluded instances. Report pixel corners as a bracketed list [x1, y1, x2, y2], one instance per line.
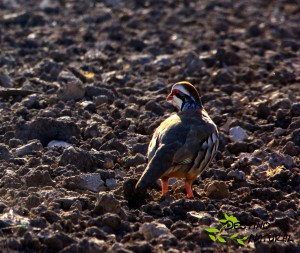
[161, 178, 169, 195]
[185, 181, 194, 198]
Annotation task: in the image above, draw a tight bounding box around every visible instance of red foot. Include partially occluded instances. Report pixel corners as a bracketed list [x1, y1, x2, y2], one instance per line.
[161, 179, 169, 195]
[185, 181, 194, 198]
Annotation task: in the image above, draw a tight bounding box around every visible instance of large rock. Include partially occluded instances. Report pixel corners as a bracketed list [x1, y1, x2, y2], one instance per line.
[139, 222, 172, 241]
[15, 117, 81, 146]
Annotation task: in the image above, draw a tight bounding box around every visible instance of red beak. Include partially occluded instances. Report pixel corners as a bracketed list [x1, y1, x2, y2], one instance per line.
[167, 93, 173, 101]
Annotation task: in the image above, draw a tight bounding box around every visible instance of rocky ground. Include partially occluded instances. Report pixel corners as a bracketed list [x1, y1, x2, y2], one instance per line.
[0, 0, 299, 252]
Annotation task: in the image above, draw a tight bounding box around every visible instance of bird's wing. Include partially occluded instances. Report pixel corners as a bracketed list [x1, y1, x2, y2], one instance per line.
[136, 141, 183, 189]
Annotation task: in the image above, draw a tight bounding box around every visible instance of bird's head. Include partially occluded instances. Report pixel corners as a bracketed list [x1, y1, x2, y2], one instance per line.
[167, 81, 202, 111]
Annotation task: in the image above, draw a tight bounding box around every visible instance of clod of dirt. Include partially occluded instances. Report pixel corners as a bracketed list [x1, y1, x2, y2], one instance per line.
[94, 192, 121, 215]
[59, 146, 98, 171]
[57, 70, 86, 101]
[24, 168, 54, 187]
[65, 173, 104, 192]
[13, 139, 43, 157]
[139, 222, 172, 241]
[15, 117, 81, 146]
[204, 181, 230, 199]
[123, 178, 150, 209]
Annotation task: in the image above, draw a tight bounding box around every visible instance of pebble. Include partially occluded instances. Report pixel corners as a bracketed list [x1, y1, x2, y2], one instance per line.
[67, 173, 104, 192]
[24, 169, 54, 187]
[204, 181, 230, 199]
[125, 153, 147, 167]
[187, 211, 213, 225]
[229, 126, 248, 142]
[57, 70, 86, 101]
[283, 141, 300, 156]
[22, 94, 39, 108]
[93, 95, 109, 106]
[94, 192, 121, 215]
[139, 222, 171, 241]
[13, 140, 43, 156]
[59, 146, 97, 171]
[105, 178, 117, 188]
[0, 144, 12, 161]
[251, 204, 268, 218]
[47, 140, 72, 148]
[227, 170, 246, 181]
[0, 71, 13, 87]
[101, 213, 122, 230]
[290, 102, 300, 117]
[256, 102, 271, 119]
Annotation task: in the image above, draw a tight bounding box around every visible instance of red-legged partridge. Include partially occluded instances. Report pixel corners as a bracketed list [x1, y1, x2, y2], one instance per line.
[135, 81, 219, 198]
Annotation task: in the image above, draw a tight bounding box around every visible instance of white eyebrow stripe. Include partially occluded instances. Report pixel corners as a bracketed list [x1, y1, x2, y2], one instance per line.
[173, 85, 190, 96]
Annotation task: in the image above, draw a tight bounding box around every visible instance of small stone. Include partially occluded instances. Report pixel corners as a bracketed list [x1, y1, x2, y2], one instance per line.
[0, 71, 13, 87]
[38, 230, 76, 250]
[125, 153, 147, 167]
[41, 210, 61, 224]
[274, 128, 286, 136]
[106, 178, 117, 188]
[25, 194, 41, 209]
[25, 169, 54, 187]
[57, 70, 86, 101]
[227, 142, 249, 155]
[13, 140, 43, 156]
[227, 170, 246, 181]
[251, 205, 268, 218]
[291, 129, 300, 147]
[145, 101, 164, 116]
[271, 98, 292, 111]
[283, 141, 300, 156]
[212, 69, 235, 85]
[47, 140, 72, 148]
[59, 146, 97, 171]
[22, 94, 39, 108]
[257, 102, 271, 119]
[86, 86, 115, 103]
[94, 192, 121, 215]
[268, 152, 286, 169]
[255, 242, 272, 253]
[274, 216, 290, 232]
[101, 213, 122, 230]
[229, 126, 248, 142]
[283, 155, 295, 168]
[204, 181, 230, 199]
[93, 95, 109, 106]
[0, 144, 12, 161]
[139, 222, 171, 241]
[67, 173, 104, 192]
[80, 101, 96, 112]
[290, 103, 300, 117]
[187, 212, 213, 225]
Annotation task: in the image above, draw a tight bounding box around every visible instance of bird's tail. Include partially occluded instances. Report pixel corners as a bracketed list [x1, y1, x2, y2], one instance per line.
[135, 143, 179, 190]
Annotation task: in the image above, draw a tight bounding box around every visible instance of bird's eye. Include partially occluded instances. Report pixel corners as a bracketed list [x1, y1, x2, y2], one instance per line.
[172, 89, 180, 95]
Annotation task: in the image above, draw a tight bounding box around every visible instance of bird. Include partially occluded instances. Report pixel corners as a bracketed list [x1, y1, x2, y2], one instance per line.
[135, 81, 219, 198]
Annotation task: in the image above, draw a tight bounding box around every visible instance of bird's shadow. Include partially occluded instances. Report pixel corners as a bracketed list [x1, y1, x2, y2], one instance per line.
[123, 178, 152, 209]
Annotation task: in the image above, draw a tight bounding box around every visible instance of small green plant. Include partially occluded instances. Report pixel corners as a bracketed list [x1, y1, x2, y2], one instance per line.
[205, 213, 248, 245]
